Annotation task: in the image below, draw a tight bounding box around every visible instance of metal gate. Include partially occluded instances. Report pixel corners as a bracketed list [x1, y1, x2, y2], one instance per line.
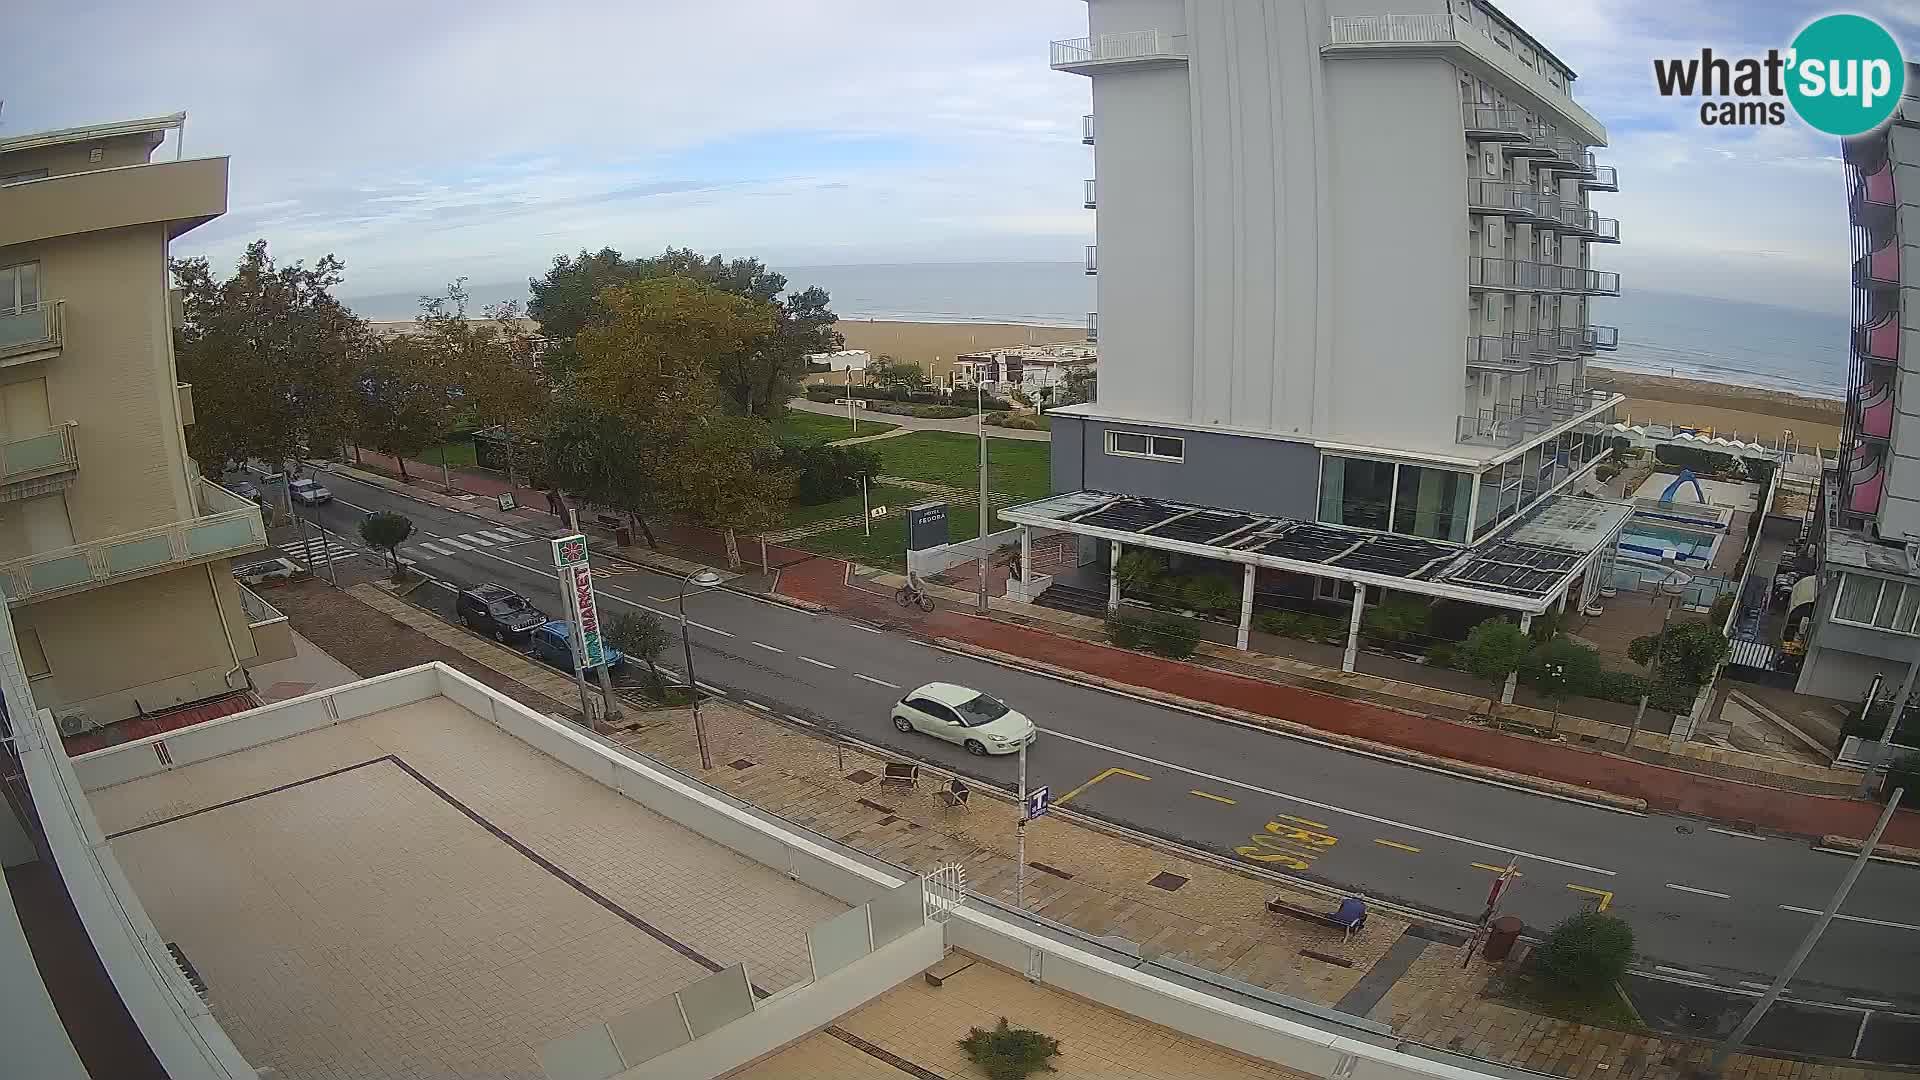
[922, 863, 967, 922]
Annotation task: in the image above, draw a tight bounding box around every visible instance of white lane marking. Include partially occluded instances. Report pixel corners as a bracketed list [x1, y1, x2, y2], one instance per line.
[752, 641, 784, 653]
[334, 497, 375, 513]
[1812, 845, 1920, 867]
[854, 673, 902, 689]
[797, 655, 836, 670]
[648, 596, 675, 603]
[853, 624, 885, 634]
[1780, 905, 1920, 932]
[1739, 981, 1772, 990]
[741, 700, 768, 711]
[1849, 997, 1896, 1008]
[1041, 726, 1616, 876]
[1655, 965, 1712, 980]
[460, 532, 497, 547]
[477, 530, 519, 543]
[496, 528, 533, 540]
[420, 541, 455, 556]
[439, 536, 474, 551]
[692, 622, 735, 638]
[1709, 827, 1767, 841]
[928, 641, 1644, 818]
[696, 681, 726, 695]
[1666, 883, 1733, 899]
[431, 580, 457, 592]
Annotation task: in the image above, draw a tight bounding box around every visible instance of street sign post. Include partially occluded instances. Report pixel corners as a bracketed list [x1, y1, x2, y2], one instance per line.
[1025, 785, 1051, 822]
[498, 491, 517, 512]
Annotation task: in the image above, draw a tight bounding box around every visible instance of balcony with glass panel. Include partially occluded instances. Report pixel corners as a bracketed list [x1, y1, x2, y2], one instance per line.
[1584, 324, 1619, 351]
[0, 476, 266, 605]
[1457, 381, 1618, 449]
[1085, 245, 1097, 275]
[0, 300, 62, 366]
[0, 424, 78, 503]
[1581, 164, 1618, 192]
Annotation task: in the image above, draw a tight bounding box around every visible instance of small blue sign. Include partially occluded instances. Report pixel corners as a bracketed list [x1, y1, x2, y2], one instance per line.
[1025, 785, 1051, 822]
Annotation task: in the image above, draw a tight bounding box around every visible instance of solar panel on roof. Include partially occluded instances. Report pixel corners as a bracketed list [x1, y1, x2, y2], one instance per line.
[1149, 511, 1260, 544]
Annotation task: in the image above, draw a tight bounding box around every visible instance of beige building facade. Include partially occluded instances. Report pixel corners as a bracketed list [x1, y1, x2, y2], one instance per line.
[0, 114, 272, 730]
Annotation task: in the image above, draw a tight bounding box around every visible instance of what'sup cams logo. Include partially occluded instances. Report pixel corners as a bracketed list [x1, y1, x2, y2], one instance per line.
[1653, 13, 1907, 136]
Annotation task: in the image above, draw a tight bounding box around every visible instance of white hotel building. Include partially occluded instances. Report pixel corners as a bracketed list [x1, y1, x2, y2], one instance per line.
[1006, 0, 1631, 655]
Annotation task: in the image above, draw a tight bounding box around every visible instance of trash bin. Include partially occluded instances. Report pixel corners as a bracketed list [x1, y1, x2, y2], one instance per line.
[1482, 915, 1524, 962]
[613, 525, 633, 547]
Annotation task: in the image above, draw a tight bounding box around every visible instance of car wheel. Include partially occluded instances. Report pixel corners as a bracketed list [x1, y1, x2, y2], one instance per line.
[892, 715, 913, 734]
[964, 739, 988, 756]
[493, 628, 506, 643]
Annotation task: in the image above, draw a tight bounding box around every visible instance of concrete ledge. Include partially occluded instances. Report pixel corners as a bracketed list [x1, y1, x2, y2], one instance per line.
[1819, 833, 1920, 864]
[934, 638, 1647, 813]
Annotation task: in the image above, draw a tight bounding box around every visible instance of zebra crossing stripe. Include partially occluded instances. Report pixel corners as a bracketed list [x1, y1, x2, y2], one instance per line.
[460, 533, 496, 547]
[496, 528, 533, 540]
[420, 541, 455, 556]
[438, 537, 474, 551]
[477, 529, 520, 543]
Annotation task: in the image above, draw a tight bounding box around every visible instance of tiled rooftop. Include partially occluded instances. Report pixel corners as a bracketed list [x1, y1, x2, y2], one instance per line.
[87, 695, 846, 1080]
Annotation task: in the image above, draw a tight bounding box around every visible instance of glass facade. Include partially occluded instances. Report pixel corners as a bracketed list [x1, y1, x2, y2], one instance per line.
[1320, 456, 1468, 542]
[1319, 456, 1395, 532]
[1394, 465, 1470, 542]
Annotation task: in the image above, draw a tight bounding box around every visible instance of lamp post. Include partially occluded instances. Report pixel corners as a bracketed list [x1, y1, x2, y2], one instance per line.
[849, 474, 871, 538]
[679, 567, 725, 769]
[977, 382, 989, 613]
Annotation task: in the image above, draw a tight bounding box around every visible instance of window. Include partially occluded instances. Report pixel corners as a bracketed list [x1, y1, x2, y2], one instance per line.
[0, 262, 40, 313]
[1105, 430, 1184, 461]
[1394, 465, 1470, 542]
[1318, 456, 1394, 532]
[19, 627, 49, 679]
[1834, 573, 1920, 634]
[954, 693, 1010, 726]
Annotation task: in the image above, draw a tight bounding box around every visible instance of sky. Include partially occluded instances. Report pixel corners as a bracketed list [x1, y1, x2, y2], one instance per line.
[3, 0, 1916, 316]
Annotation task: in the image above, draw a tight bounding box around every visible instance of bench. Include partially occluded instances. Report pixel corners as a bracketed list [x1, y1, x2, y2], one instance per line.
[936, 778, 970, 811]
[1267, 896, 1367, 939]
[881, 762, 920, 788]
[594, 513, 624, 531]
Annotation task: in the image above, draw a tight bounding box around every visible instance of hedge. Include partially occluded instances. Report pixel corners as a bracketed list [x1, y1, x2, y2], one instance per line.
[803, 384, 1014, 411]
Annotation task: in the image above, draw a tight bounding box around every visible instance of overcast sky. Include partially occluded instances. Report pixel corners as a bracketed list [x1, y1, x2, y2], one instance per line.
[4, 0, 1914, 314]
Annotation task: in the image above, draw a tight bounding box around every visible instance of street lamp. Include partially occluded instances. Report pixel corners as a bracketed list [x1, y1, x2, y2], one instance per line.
[679, 568, 725, 769]
[848, 474, 871, 538]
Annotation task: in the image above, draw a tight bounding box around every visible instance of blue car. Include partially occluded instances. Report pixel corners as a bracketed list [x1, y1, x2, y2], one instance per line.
[529, 620, 625, 674]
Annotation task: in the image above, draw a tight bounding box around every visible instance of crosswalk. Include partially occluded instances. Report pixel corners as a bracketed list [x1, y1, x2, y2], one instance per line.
[278, 536, 364, 567]
[406, 527, 537, 562]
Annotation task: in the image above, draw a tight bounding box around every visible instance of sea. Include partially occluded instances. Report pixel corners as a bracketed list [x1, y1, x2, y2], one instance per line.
[345, 262, 1849, 401]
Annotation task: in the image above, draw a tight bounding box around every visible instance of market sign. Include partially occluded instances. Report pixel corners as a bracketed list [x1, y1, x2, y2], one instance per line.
[552, 534, 589, 568]
[567, 564, 606, 669]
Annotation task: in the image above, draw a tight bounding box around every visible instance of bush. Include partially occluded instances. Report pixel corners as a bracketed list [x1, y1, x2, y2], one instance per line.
[1654, 443, 1739, 476]
[1587, 668, 1648, 705]
[1595, 463, 1622, 483]
[1425, 641, 1457, 669]
[1533, 912, 1635, 993]
[1142, 613, 1200, 659]
[1708, 594, 1736, 627]
[1183, 575, 1240, 618]
[1363, 595, 1432, 644]
[959, 1017, 1062, 1080]
[1113, 550, 1165, 597]
[799, 382, 1012, 411]
[805, 385, 840, 402]
[1105, 613, 1146, 648]
[1457, 618, 1529, 697]
[985, 411, 1049, 430]
[1607, 436, 1633, 458]
[1628, 620, 1728, 687]
[780, 440, 881, 505]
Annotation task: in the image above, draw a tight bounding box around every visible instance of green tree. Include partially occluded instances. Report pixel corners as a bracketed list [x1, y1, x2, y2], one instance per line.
[1534, 911, 1635, 994]
[1457, 618, 1530, 713]
[358, 511, 414, 578]
[604, 611, 671, 693]
[541, 398, 670, 548]
[1113, 550, 1163, 601]
[415, 280, 547, 485]
[353, 335, 459, 482]
[1628, 620, 1729, 687]
[171, 240, 365, 472]
[1058, 366, 1096, 407]
[1523, 637, 1601, 734]
[867, 356, 931, 397]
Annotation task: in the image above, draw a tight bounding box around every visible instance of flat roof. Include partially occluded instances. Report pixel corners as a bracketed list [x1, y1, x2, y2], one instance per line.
[1003, 490, 1633, 610]
[86, 694, 846, 1078]
[0, 112, 185, 155]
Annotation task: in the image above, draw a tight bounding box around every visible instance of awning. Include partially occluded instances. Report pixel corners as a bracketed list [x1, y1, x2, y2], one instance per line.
[1000, 490, 1634, 614]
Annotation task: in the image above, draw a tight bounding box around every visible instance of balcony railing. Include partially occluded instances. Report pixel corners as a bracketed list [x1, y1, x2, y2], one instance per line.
[1466, 179, 1538, 215]
[1086, 311, 1098, 343]
[1051, 31, 1188, 72]
[1585, 324, 1620, 351]
[1082, 114, 1095, 145]
[1468, 257, 1577, 292]
[0, 424, 78, 499]
[1466, 334, 1527, 370]
[1501, 121, 1556, 157]
[1084, 178, 1097, 209]
[1457, 383, 1618, 448]
[236, 580, 296, 666]
[0, 300, 63, 365]
[1, 477, 266, 604]
[1523, 327, 1582, 359]
[1462, 103, 1527, 139]
[1581, 164, 1618, 191]
[1537, 134, 1584, 169]
[1084, 244, 1097, 275]
[1590, 216, 1620, 243]
[1580, 269, 1621, 295]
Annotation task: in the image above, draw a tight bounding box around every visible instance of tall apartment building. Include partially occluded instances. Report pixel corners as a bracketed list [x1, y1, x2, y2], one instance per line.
[1006, 0, 1630, 659]
[1798, 75, 1920, 700]
[0, 113, 274, 730]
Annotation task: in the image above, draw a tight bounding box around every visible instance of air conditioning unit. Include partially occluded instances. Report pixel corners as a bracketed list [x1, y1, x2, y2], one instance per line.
[53, 708, 94, 736]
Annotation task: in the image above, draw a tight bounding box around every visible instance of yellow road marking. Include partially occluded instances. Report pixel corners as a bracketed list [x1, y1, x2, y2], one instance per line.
[1265, 821, 1337, 847]
[1054, 767, 1150, 806]
[1471, 862, 1524, 876]
[1276, 813, 1329, 829]
[1567, 884, 1613, 911]
[1189, 789, 1237, 805]
[1374, 839, 1422, 853]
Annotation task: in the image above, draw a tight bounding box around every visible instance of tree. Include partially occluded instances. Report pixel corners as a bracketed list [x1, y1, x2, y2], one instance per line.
[415, 280, 547, 485]
[1628, 620, 1728, 688]
[959, 1017, 1062, 1080]
[171, 240, 365, 472]
[353, 335, 459, 482]
[541, 397, 671, 548]
[604, 611, 671, 693]
[1534, 911, 1635, 993]
[1058, 366, 1096, 407]
[1522, 637, 1601, 735]
[1456, 618, 1530, 713]
[359, 511, 414, 578]
[867, 356, 931, 397]
[781, 440, 881, 504]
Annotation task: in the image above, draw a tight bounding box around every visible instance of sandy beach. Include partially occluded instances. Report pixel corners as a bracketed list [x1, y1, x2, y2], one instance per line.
[830, 319, 1843, 448]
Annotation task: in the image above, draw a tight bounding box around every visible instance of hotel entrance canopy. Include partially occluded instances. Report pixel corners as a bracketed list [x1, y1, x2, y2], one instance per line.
[1000, 490, 1633, 615]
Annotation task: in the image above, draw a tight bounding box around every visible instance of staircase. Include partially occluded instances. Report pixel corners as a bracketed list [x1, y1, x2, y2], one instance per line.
[1036, 579, 1111, 619]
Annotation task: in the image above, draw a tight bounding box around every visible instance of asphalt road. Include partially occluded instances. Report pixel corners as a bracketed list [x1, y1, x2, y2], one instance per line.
[279, 467, 1920, 1038]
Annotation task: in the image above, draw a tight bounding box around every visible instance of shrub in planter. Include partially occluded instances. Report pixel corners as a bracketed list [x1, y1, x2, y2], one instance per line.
[1534, 911, 1635, 993]
[1142, 613, 1200, 659]
[1425, 641, 1457, 669]
[1184, 575, 1240, 618]
[1362, 595, 1432, 644]
[959, 1017, 1062, 1080]
[1105, 613, 1146, 648]
[1253, 610, 1298, 637]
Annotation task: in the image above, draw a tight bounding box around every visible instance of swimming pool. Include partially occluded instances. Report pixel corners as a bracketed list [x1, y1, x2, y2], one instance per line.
[1617, 518, 1723, 565]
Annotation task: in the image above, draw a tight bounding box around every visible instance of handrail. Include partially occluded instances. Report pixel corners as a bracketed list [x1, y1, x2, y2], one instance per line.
[1051, 30, 1186, 69]
[234, 581, 285, 627]
[0, 299, 64, 358]
[0, 480, 265, 603]
[0, 424, 77, 484]
[1586, 164, 1618, 188]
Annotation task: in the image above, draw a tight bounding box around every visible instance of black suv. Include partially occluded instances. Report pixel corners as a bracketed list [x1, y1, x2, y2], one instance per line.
[456, 583, 545, 643]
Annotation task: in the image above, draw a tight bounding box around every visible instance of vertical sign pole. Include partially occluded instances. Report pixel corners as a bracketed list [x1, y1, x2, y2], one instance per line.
[1016, 739, 1028, 912]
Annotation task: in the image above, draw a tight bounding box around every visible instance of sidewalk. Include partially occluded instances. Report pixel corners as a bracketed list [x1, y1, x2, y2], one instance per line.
[277, 579, 1906, 1080]
[789, 396, 1053, 442]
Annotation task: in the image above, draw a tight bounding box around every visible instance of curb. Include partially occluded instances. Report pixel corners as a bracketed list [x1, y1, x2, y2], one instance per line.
[1818, 833, 1920, 865]
[934, 637, 1648, 814]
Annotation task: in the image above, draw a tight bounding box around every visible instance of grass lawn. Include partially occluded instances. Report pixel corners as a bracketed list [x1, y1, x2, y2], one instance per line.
[874, 432, 1051, 501]
[775, 409, 898, 443]
[419, 440, 478, 468]
[797, 493, 1025, 573]
[781, 483, 923, 528]
[1497, 970, 1643, 1031]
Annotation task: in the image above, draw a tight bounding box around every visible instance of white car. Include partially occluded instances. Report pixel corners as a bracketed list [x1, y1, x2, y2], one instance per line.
[288, 478, 333, 505]
[891, 682, 1037, 756]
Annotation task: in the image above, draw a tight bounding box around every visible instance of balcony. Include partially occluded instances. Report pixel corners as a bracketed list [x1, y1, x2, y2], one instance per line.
[1854, 241, 1900, 290]
[1468, 257, 1575, 292]
[0, 424, 78, 503]
[1535, 135, 1585, 171]
[1085, 244, 1097, 275]
[0, 476, 266, 605]
[1580, 269, 1621, 295]
[1585, 324, 1620, 351]
[1082, 114, 1095, 145]
[236, 581, 295, 666]
[1466, 179, 1542, 216]
[1466, 334, 1528, 373]
[0, 300, 63, 366]
[1857, 313, 1898, 365]
[1462, 104, 1528, 140]
[1324, 14, 1606, 144]
[0, 156, 227, 249]
[1590, 216, 1620, 243]
[1581, 164, 1618, 192]
[1501, 122, 1557, 158]
[1521, 327, 1582, 361]
[1084, 178, 1097, 209]
[1051, 31, 1188, 74]
[1457, 383, 1619, 448]
[1086, 311, 1098, 343]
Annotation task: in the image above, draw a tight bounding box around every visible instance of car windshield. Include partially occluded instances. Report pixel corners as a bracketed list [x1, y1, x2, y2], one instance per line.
[488, 599, 526, 617]
[953, 693, 1010, 726]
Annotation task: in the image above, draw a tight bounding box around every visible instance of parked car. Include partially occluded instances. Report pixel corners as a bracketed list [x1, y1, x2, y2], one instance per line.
[890, 681, 1036, 756]
[227, 478, 261, 503]
[288, 478, 333, 505]
[530, 620, 626, 674]
[456, 583, 546, 643]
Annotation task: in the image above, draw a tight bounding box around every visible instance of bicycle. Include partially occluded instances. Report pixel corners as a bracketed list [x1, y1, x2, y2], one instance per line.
[895, 582, 935, 612]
